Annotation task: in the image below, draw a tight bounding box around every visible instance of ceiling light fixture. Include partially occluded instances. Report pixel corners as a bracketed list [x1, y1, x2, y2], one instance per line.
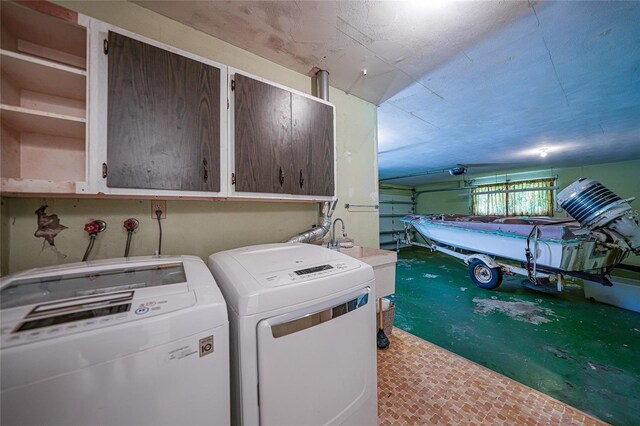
[539, 148, 548, 158]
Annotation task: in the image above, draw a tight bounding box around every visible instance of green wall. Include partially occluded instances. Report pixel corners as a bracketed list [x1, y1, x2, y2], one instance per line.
[1, 198, 320, 274]
[0, 2, 379, 275]
[415, 159, 640, 215]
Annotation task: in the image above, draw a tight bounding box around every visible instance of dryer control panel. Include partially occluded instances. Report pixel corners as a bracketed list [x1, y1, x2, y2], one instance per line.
[262, 260, 357, 287]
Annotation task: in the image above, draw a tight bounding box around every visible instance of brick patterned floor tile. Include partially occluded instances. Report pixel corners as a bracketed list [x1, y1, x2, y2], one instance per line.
[378, 328, 608, 425]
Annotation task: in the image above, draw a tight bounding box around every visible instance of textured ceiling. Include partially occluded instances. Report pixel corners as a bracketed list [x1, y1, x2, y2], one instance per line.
[378, 1, 640, 185]
[135, 1, 640, 186]
[134, 0, 531, 105]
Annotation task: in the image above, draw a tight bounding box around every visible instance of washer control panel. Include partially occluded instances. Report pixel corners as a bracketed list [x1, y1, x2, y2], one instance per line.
[1, 291, 196, 348]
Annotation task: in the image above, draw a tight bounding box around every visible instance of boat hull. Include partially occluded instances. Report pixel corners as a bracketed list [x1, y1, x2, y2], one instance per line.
[405, 216, 626, 273]
[411, 221, 564, 267]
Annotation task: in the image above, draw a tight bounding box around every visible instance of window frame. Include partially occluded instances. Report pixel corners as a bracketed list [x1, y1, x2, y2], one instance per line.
[471, 177, 555, 217]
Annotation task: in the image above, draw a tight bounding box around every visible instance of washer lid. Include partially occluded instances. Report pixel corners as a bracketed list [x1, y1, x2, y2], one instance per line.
[209, 243, 374, 315]
[1, 262, 187, 310]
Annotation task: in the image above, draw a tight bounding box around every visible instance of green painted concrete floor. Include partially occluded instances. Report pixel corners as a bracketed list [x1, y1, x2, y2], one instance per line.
[390, 247, 640, 426]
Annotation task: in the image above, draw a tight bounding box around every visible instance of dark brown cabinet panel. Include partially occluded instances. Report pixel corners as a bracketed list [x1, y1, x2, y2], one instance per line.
[234, 73, 293, 194]
[291, 93, 334, 196]
[234, 73, 335, 197]
[107, 31, 220, 191]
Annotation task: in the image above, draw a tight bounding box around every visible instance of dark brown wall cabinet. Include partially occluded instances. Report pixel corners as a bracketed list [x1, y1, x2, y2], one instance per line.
[107, 32, 220, 192]
[234, 74, 334, 196]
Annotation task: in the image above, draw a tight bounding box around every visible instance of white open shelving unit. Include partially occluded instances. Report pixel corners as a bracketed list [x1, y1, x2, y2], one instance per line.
[0, 2, 87, 194]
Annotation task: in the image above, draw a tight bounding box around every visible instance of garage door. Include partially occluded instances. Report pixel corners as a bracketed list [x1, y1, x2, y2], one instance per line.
[379, 192, 415, 250]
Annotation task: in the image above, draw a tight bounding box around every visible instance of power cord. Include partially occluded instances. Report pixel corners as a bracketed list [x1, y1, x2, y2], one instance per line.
[155, 210, 163, 255]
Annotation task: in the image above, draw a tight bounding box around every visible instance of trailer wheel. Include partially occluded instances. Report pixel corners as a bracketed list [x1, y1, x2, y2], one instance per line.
[469, 259, 503, 290]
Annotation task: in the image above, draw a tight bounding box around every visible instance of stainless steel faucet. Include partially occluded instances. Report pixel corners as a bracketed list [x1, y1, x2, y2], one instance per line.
[330, 218, 346, 248]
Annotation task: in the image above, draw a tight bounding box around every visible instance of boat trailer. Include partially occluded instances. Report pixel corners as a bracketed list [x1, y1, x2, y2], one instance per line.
[399, 227, 567, 291]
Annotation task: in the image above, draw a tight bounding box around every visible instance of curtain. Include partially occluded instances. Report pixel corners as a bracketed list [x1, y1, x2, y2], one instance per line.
[508, 178, 554, 216]
[472, 178, 554, 216]
[472, 183, 507, 215]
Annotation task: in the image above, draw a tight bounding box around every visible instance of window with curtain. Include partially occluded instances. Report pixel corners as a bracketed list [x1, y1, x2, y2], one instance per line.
[472, 178, 555, 216]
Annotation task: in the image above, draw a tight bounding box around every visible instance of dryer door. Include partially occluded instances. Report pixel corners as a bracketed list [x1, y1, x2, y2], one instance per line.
[256, 286, 375, 425]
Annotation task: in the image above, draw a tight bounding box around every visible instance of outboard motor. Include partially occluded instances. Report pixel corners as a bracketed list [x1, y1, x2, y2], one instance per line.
[558, 178, 640, 253]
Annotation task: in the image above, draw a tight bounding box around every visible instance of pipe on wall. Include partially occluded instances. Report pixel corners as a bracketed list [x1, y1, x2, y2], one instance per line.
[316, 69, 330, 101]
[379, 185, 415, 192]
[415, 186, 473, 195]
[286, 201, 338, 244]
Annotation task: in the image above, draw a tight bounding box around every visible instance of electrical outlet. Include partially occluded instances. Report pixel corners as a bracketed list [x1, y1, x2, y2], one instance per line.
[151, 200, 167, 219]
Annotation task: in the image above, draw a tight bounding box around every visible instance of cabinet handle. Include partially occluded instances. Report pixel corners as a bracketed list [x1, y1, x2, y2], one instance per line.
[203, 158, 208, 183]
[299, 169, 304, 188]
[279, 167, 285, 187]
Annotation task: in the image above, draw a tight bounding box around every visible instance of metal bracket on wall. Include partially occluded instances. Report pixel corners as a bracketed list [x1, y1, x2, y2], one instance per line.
[345, 203, 379, 211]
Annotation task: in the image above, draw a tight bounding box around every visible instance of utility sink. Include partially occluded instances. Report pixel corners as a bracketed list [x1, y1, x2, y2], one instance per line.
[339, 246, 397, 299]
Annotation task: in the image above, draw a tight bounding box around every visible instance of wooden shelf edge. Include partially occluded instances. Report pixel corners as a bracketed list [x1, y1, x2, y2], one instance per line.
[1, 178, 78, 194]
[0, 104, 86, 123]
[15, 1, 79, 25]
[0, 49, 86, 76]
[1, 104, 86, 139]
[0, 186, 330, 204]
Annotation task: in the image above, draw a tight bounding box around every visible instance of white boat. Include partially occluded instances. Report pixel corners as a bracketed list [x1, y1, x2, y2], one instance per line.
[401, 214, 626, 272]
[400, 179, 640, 291]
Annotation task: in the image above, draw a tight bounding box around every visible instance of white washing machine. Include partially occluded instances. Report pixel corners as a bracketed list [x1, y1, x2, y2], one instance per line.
[1, 256, 230, 426]
[208, 243, 377, 426]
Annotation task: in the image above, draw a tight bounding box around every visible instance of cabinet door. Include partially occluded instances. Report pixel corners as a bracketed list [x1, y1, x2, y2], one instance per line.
[291, 93, 335, 196]
[234, 74, 293, 194]
[107, 32, 220, 191]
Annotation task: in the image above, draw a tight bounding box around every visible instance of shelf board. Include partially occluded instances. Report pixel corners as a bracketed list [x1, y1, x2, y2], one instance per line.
[17, 39, 85, 70]
[1, 50, 86, 101]
[1, 104, 85, 139]
[0, 178, 77, 194]
[1, 2, 86, 61]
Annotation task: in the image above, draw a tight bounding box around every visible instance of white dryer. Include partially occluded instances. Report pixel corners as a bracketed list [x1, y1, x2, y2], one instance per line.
[1, 256, 230, 426]
[208, 243, 377, 426]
